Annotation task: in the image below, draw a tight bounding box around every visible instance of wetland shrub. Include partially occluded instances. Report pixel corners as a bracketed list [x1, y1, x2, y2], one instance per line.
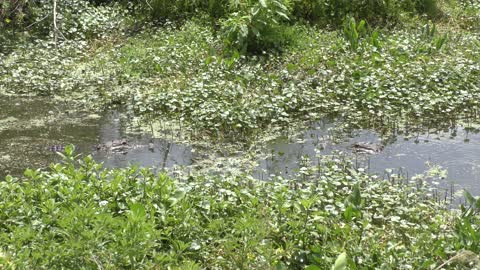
[0, 149, 479, 269]
[287, 0, 440, 26]
[220, 0, 291, 54]
[145, 0, 439, 26]
[2, 18, 479, 139]
[0, 0, 131, 42]
[1, 1, 480, 142]
[0, 0, 31, 28]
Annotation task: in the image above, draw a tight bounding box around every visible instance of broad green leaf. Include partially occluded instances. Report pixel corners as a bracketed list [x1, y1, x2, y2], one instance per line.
[169, 190, 186, 206]
[332, 252, 348, 270]
[464, 190, 476, 205]
[276, 11, 289, 21]
[129, 203, 146, 220]
[349, 184, 361, 207]
[344, 205, 354, 221]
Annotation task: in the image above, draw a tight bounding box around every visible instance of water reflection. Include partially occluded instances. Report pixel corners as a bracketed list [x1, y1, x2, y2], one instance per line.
[0, 96, 193, 177]
[92, 111, 193, 171]
[256, 120, 480, 195]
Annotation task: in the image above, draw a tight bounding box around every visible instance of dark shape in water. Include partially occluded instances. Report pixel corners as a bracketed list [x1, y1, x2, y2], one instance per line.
[95, 139, 130, 154]
[350, 142, 384, 155]
[48, 145, 66, 152]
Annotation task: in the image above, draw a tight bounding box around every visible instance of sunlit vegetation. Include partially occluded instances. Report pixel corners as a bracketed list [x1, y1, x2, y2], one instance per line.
[1, 0, 480, 269]
[0, 148, 479, 269]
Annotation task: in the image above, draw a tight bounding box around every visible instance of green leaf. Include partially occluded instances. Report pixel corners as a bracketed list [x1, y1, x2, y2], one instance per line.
[306, 265, 322, 270]
[349, 184, 361, 207]
[129, 203, 146, 220]
[344, 205, 354, 221]
[169, 190, 186, 206]
[65, 144, 75, 156]
[357, 20, 367, 35]
[276, 11, 289, 21]
[259, 0, 267, 8]
[464, 190, 476, 205]
[332, 252, 348, 270]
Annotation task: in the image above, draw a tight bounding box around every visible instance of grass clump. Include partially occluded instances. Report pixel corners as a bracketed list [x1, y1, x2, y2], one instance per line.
[0, 148, 479, 269]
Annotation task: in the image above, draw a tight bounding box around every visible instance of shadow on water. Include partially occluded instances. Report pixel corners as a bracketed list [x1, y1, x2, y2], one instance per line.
[256, 118, 480, 195]
[0, 96, 193, 178]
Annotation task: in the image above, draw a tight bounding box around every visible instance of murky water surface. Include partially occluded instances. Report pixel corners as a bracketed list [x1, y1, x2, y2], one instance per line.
[1, 96, 479, 195]
[0, 96, 193, 177]
[256, 120, 480, 195]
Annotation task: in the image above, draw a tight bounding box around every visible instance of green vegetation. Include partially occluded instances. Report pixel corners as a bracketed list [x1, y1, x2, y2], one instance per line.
[1, 0, 480, 268]
[2, 19, 479, 139]
[0, 148, 479, 269]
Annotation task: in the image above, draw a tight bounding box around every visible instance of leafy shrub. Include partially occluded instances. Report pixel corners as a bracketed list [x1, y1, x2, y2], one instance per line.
[343, 17, 368, 51]
[0, 0, 131, 42]
[148, 0, 230, 20]
[220, 0, 291, 54]
[342, 18, 382, 51]
[414, 23, 449, 53]
[1, 149, 479, 269]
[290, 0, 440, 26]
[0, 0, 36, 50]
[0, 0, 30, 28]
[412, 0, 441, 18]
[58, 1, 131, 40]
[146, 0, 293, 54]
[149, 0, 199, 20]
[456, 191, 480, 253]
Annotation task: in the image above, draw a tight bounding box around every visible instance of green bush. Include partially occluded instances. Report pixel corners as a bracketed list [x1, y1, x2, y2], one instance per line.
[0, 0, 30, 28]
[412, 0, 441, 18]
[290, 0, 440, 26]
[1, 149, 479, 269]
[150, 0, 198, 19]
[220, 0, 292, 54]
[148, 0, 230, 20]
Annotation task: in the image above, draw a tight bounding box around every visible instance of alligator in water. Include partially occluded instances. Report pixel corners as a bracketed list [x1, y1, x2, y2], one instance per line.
[48, 139, 154, 155]
[95, 139, 128, 152]
[350, 142, 384, 155]
[95, 139, 155, 154]
[48, 145, 67, 152]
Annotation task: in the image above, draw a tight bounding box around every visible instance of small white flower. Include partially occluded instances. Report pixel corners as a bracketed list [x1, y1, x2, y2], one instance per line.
[99, 200, 108, 207]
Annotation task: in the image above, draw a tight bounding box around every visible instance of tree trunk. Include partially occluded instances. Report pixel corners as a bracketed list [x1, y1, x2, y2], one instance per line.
[53, 0, 57, 48]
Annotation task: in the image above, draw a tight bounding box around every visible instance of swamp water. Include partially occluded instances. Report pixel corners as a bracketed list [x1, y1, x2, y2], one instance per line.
[1, 96, 479, 196]
[256, 119, 480, 195]
[0, 96, 193, 177]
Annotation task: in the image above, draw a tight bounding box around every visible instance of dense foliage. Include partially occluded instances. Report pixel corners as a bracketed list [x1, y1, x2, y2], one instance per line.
[1, 0, 480, 269]
[1, 0, 444, 53]
[0, 0, 29, 28]
[0, 148, 479, 269]
[1, 17, 479, 139]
